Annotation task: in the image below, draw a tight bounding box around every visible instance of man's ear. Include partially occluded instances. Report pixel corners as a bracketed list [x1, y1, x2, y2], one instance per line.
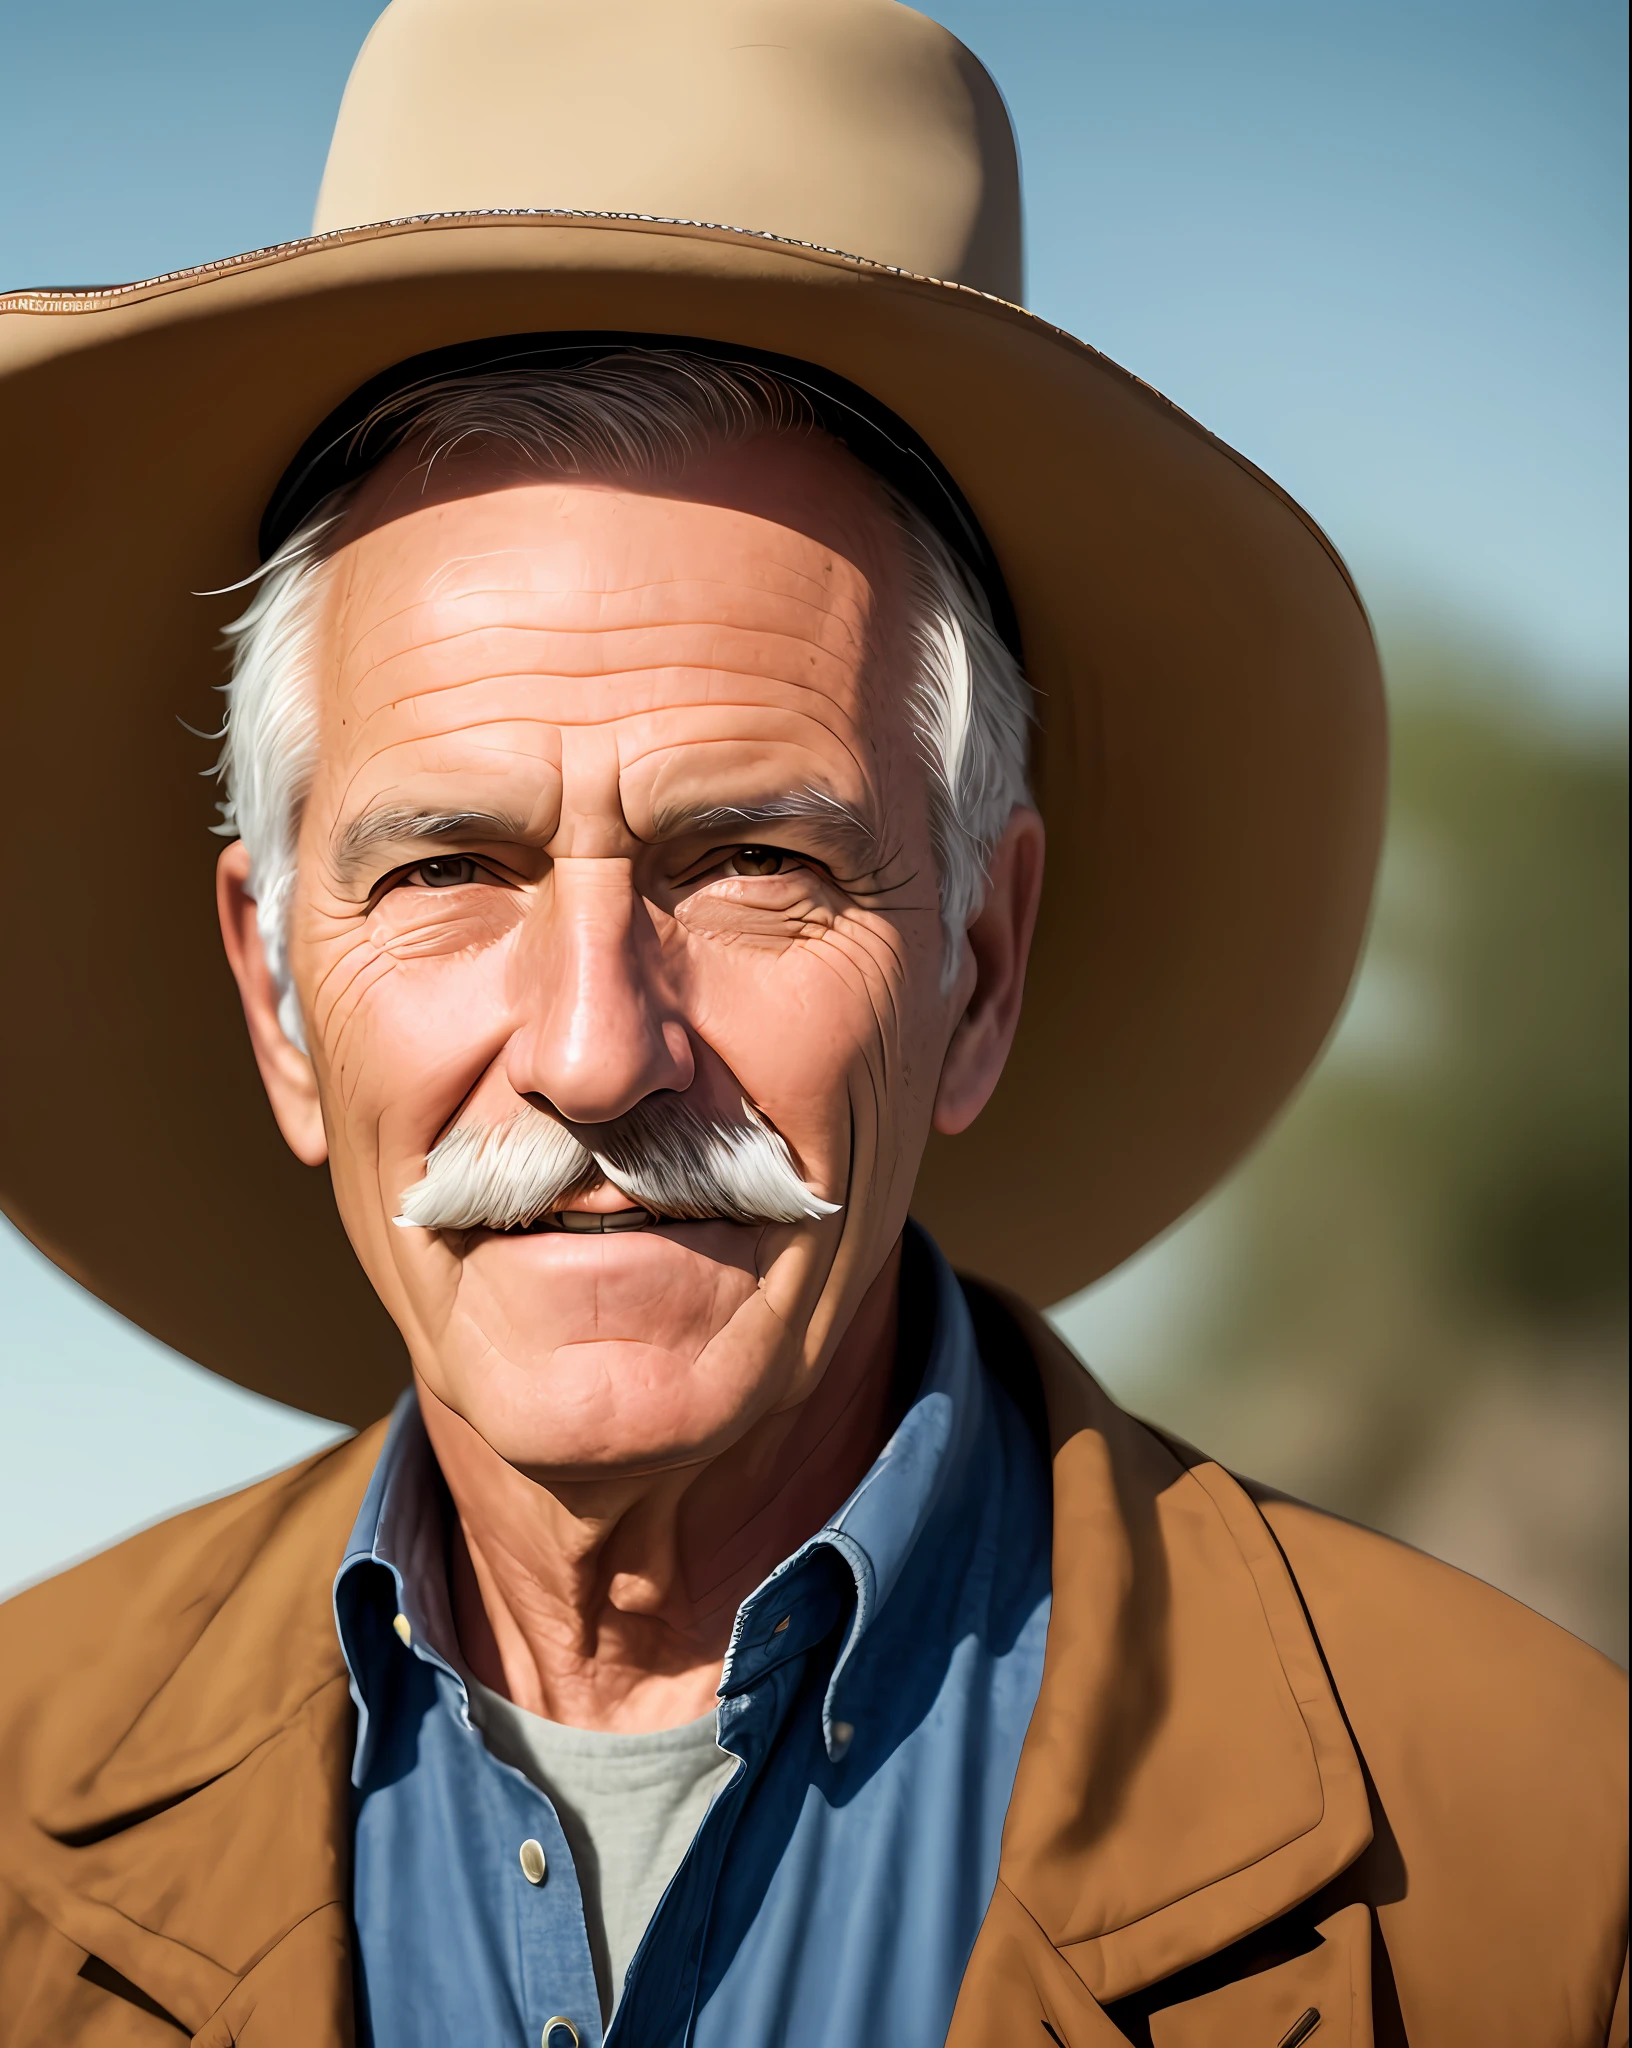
[216, 840, 328, 1167]
[932, 806, 1046, 1136]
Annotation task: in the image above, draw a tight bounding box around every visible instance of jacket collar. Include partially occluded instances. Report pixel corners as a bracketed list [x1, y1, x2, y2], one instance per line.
[964, 1280, 1373, 2004]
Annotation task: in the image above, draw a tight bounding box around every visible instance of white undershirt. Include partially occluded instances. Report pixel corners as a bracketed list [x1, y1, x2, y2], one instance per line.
[467, 1678, 737, 2022]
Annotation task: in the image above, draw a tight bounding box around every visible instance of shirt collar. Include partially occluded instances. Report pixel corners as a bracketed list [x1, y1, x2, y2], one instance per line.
[722, 1231, 987, 1757]
[339, 1387, 456, 1650]
[335, 1387, 466, 1784]
[335, 1225, 990, 1768]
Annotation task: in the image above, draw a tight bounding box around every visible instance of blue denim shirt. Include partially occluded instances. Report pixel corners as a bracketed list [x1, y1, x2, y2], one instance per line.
[336, 1233, 1052, 2048]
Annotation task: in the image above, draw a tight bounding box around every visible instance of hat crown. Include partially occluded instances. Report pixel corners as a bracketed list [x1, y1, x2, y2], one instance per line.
[314, 0, 1024, 302]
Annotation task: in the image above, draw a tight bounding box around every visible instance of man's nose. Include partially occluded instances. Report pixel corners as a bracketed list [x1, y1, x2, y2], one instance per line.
[504, 857, 694, 1123]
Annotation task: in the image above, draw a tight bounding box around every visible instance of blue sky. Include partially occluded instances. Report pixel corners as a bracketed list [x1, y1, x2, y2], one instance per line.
[1, 1, 1626, 1588]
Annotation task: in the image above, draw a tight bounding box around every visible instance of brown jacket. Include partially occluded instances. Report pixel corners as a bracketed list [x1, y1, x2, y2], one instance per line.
[1, 1288, 1625, 2046]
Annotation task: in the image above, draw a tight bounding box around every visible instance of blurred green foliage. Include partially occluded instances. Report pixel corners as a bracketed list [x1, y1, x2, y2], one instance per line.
[1385, 680, 1625, 1324]
[1135, 640, 1628, 1658]
[1240, 651, 1627, 1347]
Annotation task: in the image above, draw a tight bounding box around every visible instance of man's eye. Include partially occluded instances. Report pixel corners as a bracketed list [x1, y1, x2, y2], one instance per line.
[726, 847, 789, 878]
[406, 856, 484, 889]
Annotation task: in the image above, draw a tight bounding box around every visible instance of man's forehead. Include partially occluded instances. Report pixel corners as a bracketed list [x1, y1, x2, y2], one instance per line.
[302, 460, 924, 857]
[312, 460, 911, 747]
[329, 432, 902, 614]
[341, 496, 875, 616]
[320, 468, 902, 710]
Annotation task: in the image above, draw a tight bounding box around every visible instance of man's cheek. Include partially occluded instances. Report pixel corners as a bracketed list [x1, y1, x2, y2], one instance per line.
[827, 927, 950, 1196]
[700, 916, 910, 1043]
[298, 885, 518, 1020]
[306, 946, 398, 1082]
[786, 924, 929, 1095]
[309, 937, 514, 1126]
[689, 935, 890, 1098]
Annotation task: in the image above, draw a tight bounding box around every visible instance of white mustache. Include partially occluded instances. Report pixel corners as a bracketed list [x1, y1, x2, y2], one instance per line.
[394, 1096, 840, 1233]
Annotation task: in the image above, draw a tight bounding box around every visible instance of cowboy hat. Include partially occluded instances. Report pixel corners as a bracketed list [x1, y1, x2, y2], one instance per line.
[0, 0, 1384, 1426]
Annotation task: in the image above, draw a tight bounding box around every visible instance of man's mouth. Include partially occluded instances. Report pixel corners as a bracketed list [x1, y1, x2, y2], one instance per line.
[503, 1205, 663, 1236]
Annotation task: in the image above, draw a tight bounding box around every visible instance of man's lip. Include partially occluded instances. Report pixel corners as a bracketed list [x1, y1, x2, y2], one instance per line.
[505, 1207, 662, 1235]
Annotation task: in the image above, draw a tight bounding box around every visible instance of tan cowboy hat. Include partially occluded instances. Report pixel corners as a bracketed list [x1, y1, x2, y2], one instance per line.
[0, 0, 1384, 1427]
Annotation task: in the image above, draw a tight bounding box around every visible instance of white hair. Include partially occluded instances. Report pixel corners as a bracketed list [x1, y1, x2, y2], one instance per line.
[214, 353, 1032, 1047]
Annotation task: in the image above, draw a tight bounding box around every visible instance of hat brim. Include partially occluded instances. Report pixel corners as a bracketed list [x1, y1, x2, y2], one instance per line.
[0, 212, 1384, 1426]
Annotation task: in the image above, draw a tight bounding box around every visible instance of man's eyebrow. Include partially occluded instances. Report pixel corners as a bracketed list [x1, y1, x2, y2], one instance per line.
[651, 788, 885, 868]
[330, 806, 533, 885]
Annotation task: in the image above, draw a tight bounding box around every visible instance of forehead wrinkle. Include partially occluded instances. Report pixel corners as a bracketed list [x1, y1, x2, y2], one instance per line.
[329, 701, 863, 814]
[326, 691, 559, 757]
[326, 550, 875, 733]
[336, 559, 871, 665]
[626, 721, 887, 857]
[325, 463, 892, 658]
[343, 589, 867, 663]
[332, 718, 566, 783]
[339, 655, 871, 743]
[338, 565, 866, 662]
[340, 604, 868, 707]
[607, 692, 871, 757]
[397, 561, 870, 609]
[315, 719, 562, 830]
[346, 629, 865, 707]
[607, 703, 875, 787]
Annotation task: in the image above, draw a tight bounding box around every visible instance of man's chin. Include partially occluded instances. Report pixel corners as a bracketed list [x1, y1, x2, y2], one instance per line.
[416, 1298, 800, 1481]
[409, 1222, 777, 1425]
[395, 1214, 845, 1473]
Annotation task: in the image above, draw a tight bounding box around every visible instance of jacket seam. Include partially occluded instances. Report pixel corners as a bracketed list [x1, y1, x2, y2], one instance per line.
[195, 1897, 354, 2030]
[26, 1666, 355, 1856]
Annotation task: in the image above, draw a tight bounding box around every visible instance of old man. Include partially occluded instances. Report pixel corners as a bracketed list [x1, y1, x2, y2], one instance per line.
[0, 2, 1624, 2045]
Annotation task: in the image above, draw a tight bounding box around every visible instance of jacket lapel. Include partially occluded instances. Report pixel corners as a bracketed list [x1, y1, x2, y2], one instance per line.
[0, 1425, 385, 2040]
[961, 1284, 1373, 2010]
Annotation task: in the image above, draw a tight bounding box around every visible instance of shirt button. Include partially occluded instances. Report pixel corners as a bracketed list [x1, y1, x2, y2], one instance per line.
[542, 2020, 580, 2048]
[831, 1719, 855, 1752]
[392, 1613, 413, 1648]
[519, 1839, 548, 1885]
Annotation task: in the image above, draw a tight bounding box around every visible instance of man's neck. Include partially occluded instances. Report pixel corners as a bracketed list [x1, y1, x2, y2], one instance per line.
[419, 1241, 910, 1732]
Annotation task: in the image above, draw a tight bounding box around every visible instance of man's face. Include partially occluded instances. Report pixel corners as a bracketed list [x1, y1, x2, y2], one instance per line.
[238, 435, 997, 1477]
